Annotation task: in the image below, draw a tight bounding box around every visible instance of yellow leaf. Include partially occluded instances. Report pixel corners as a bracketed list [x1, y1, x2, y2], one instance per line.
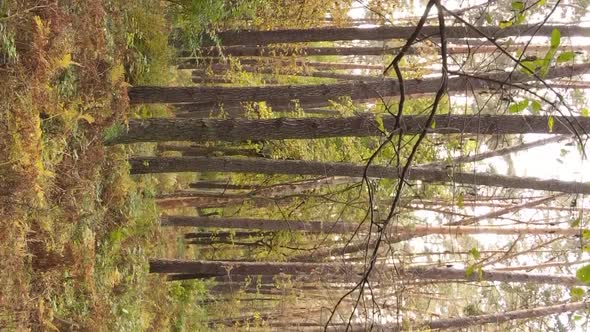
[79, 113, 95, 124]
[33, 16, 44, 29]
[56, 53, 81, 69]
[57, 53, 72, 69]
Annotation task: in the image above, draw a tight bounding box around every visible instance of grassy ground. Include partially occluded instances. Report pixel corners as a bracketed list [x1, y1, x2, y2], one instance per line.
[0, 0, 208, 330]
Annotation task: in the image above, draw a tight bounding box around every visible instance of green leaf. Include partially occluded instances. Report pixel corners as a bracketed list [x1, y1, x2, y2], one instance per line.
[509, 99, 529, 113]
[469, 247, 481, 260]
[540, 48, 556, 78]
[431, 119, 436, 129]
[557, 51, 575, 63]
[582, 230, 590, 240]
[570, 287, 585, 300]
[457, 192, 464, 208]
[570, 218, 581, 228]
[499, 20, 513, 28]
[466, 264, 475, 278]
[551, 29, 561, 48]
[576, 264, 590, 283]
[375, 114, 385, 133]
[582, 108, 589, 117]
[485, 13, 493, 24]
[109, 228, 124, 244]
[521, 59, 543, 75]
[511, 1, 525, 11]
[530, 100, 542, 113]
[548, 115, 554, 133]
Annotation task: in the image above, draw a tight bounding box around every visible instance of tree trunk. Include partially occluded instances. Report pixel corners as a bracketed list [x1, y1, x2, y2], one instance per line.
[410, 199, 573, 212]
[128, 63, 590, 104]
[495, 258, 590, 271]
[418, 136, 566, 168]
[112, 114, 590, 143]
[192, 46, 409, 57]
[188, 181, 259, 190]
[161, 216, 358, 234]
[149, 259, 352, 275]
[549, 81, 590, 89]
[130, 156, 590, 195]
[409, 302, 589, 331]
[175, 105, 339, 118]
[158, 145, 264, 158]
[196, 25, 590, 46]
[392, 224, 583, 237]
[184, 231, 264, 240]
[169, 215, 583, 236]
[187, 177, 350, 192]
[157, 176, 354, 209]
[288, 234, 416, 262]
[186, 61, 385, 72]
[447, 194, 563, 226]
[155, 193, 294, 210]
[186, 238, 266, 247]
[305, 71, 391, 81]
[148, 259, 583, 285]
[250, 176, 356, 197]
[191, 44, 590, 57]
[173, 98, 346, 115]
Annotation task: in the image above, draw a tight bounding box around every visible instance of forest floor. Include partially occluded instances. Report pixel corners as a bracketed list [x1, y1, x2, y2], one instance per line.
[0, 0, 206, 330]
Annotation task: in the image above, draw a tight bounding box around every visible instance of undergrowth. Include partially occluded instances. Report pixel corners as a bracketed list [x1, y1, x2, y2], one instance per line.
[0, 0, 208, 330]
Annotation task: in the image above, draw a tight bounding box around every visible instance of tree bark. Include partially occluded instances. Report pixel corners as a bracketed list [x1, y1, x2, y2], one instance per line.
[167, 215, 583, 236]
[161, 216, 358, 234]
[288, 234, 416, 262]
[495, 258, 590, 271]
[410, 302, 589, 331]
[249, 176, 356, 197]
[148, 259, 583, 285]
[173, 98, 346, 115]
[186, 61, 385, 72]
[157, 176, 354, 209]
[130, 156, 590, 195]
[112, 114, 590, 144]
[158, 145, 264, 158]
[184, 231, 264, 240]
[409, 199, 573, 212]
[305, 71, 392, 81]
[128, 64, 590, 104]
[155, 193, 289, 209]
[392, 224, 583, 237]
[188, 181, 259, 190]
[191, 44, 590, 57]
[191, 46, 409, 57]
[198, 25, 590, 46]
